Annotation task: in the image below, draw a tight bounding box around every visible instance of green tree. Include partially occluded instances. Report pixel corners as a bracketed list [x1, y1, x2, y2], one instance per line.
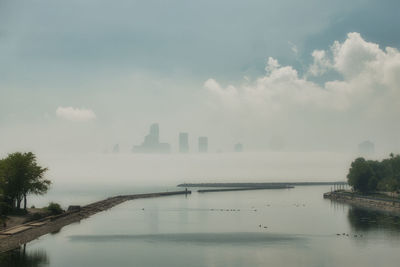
[347, 154, 400, 193]
[0, 152, 51, 210]
[347, 157, 375, 193]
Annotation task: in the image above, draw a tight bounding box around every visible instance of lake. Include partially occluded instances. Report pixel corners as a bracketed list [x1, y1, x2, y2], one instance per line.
[2, 185, 400, 267]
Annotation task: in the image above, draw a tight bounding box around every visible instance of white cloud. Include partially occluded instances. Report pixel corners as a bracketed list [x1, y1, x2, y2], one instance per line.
[206, 32, 400, 113]
[204, 32, 400, 151]
[308, 50, 332, 76]
[56, 106, 96, 122]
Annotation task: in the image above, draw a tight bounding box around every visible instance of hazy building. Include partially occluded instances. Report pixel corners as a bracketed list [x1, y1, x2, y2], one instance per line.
[148, 123, 159, 141]
[358, 140, 375, 155]
[112, 144, 120, 153]
[234, 143, 243, 152]
[132, 123, 171, 153]
[179, 132, 189, 153]
[198, 136, 208, 153]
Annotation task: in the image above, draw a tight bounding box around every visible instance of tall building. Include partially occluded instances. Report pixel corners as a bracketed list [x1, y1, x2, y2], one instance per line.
[358, 140, 375, 155]
[149, 123, 159, 140]
[234, 143, 243, 152]
[112, 144, 120, 153]
[132, 123, 171, 153]
[198, 136, 208, 153]
[143, 123, 159, 148]
[179, 132, 189, 153]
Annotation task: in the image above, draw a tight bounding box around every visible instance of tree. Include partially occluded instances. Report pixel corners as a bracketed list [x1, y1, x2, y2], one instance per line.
[347, 154, 400, 193]
[347, 157, 375, 193]
[0, 152, 51, 210]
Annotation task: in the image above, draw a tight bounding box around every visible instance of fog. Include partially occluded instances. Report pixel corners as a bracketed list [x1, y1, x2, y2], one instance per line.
[39, 152, 355, 186]
[16, 151, 354, 207]
[1, 0, 400, 202]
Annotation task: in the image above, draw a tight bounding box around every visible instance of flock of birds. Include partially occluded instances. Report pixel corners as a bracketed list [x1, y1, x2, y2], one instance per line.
[142, 203, 309, 212]
[207, 203, 307, 212]
[140, 203, 364, 238]
[336, 233, 363, 238]
[210, 209, 241, 211]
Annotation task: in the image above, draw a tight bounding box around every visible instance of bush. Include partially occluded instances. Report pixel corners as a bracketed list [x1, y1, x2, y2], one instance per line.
[46, 202, 64, 215]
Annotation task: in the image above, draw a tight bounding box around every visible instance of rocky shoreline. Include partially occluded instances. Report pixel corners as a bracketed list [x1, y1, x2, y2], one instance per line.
[323, 191, 400, 214]
[0, 190, 190, 253]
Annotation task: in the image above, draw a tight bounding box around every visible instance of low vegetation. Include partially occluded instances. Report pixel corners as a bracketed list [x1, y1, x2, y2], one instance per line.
[347, 153, 400, 194]
[45, 202, 64, 215]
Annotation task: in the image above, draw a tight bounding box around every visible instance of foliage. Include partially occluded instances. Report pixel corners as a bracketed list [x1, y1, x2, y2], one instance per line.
[0, 152, 51, 211]
[347, 154, 400, 193]
[45, 202, 64, 215]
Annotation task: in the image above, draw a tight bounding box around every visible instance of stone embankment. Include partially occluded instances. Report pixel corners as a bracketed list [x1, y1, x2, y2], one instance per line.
[0, 190, 190, 253]
[324, 191, 400, 213]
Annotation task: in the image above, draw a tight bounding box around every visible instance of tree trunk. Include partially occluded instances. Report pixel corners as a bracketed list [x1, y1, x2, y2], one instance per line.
[16, 197, 21, 210]
[24, 194, 27, 210]
[10, 198, 16, 209]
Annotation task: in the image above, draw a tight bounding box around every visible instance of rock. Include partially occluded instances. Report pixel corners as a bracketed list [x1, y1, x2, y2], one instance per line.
[67, 205, 81, 212]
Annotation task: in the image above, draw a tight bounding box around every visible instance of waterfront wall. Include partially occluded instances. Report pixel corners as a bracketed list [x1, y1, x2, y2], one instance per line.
[324, 191, 400, 213]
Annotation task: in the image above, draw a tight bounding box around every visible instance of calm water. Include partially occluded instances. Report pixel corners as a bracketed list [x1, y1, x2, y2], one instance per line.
[2, 186, 400, 267]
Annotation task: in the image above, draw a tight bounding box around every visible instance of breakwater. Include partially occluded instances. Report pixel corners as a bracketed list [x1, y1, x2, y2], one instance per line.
[0, 190, 190, 253]
[179, 182, 346, 188]
[198, 185, 293, 193]
[324, 191, 400, 214]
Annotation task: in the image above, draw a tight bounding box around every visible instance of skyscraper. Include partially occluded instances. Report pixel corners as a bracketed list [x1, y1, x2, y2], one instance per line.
[234, 143, 243, 152]
[198, 136, 208, 153]
[112, 144, 120, 153]
[179, 132, 189, 153]
[358, 140, 375, 155]
[149, 123, 159, 141]
[132, 123, 171, 153]
[140, 123, 159, 147]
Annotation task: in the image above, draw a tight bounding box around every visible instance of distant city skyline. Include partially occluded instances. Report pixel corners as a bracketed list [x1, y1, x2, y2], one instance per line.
[132, 123, 171, 153]
[114, 123, 246, 154]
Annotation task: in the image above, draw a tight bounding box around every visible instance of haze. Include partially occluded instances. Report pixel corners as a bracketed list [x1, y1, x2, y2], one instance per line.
[1, 0, 400, 188]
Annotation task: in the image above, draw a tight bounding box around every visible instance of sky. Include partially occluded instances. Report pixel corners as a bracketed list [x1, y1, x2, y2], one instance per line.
[1, 0, 400, 155]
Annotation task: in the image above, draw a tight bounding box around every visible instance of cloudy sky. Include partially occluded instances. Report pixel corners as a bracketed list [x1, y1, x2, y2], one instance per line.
[1, 0, 400, 154]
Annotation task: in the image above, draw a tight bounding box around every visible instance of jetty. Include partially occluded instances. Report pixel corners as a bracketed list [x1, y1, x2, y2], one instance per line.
[179, 182, 346, 188]
[0, 190, 190, 253]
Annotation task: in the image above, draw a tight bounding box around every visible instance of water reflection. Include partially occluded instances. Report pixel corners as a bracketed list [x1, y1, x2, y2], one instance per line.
[69, 232, 306, 246]
[0, 245, 49, 267]
[348, 207, 400, 233]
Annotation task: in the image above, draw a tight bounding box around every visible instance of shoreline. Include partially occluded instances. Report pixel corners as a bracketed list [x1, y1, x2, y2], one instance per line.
[323, 191, 400, 214]
[0, 190, 191, 253]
